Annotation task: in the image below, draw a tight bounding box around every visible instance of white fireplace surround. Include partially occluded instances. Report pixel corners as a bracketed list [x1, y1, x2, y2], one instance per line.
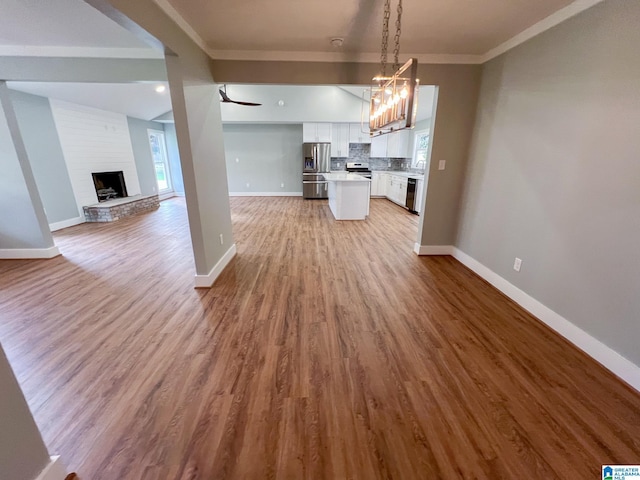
[50, 99, 141, 215]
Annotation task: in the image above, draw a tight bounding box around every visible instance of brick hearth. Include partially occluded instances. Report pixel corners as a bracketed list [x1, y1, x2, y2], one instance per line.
[83, 194, 160, 222]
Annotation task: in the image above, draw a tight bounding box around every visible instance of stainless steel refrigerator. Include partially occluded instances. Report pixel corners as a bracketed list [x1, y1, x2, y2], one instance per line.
[302, 143, 331, 199]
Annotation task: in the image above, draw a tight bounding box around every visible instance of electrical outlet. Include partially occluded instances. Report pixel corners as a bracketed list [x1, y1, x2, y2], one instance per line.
[438, 160, 446, 170]
[219, 234, 224, 245]
[246, 182, 250, 188]
[280, 183, 285, 188]
[235, 157, 239, 163]
[513, 257, 522, 272]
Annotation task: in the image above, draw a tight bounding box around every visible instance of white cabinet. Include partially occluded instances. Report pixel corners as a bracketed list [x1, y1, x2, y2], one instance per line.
[386, 130, 411, 158]
[349, 123, 371, 144]
[370, 135, 388, 158]
[331, 123, 350, 157]
[371, 172, 387, 197]
[387, 175, 408, 206]
[303, 123, 332, 143]
[369, 130, 411, 158]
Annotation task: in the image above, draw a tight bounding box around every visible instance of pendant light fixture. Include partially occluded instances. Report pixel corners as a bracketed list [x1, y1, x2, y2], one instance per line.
[369, 0, 419, 135]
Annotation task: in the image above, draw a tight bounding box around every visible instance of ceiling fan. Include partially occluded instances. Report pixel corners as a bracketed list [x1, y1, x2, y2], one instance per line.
[219, 85, 262, 106]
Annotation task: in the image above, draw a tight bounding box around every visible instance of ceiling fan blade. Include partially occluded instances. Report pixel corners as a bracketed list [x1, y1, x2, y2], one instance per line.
[231, 100, 263, 106]
[219, 88, 262, 106]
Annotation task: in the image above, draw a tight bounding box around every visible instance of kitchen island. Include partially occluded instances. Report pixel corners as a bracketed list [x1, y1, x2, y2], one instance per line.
[322, 173, 371, 220]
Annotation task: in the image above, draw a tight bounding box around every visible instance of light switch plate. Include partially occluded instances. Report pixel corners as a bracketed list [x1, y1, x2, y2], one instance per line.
[438, 160, 446, 170]
[513, 257, 522, 272]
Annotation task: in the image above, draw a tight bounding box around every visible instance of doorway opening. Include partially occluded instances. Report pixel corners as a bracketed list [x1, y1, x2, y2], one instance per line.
[148, 129, 173, 195]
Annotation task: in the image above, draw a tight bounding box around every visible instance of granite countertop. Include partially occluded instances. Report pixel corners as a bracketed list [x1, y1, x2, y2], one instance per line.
[323, 173, 371, 182]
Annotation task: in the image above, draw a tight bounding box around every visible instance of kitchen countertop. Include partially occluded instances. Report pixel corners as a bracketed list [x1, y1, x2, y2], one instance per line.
[373, 171, 425, 180]
[323, 173, 371, 182]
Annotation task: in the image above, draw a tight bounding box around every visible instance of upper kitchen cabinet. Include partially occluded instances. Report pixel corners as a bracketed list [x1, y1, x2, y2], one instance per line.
[370, 130, 411, 158]
[387, 130, 411, 158]
[370, 134, 388, 158]
[331, 124, 350, 157]
[349, 123, 371, 144]
[303, 123, 332, 143]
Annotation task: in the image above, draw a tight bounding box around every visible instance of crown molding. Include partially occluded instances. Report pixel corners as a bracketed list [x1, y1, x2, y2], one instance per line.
[0, 45, 163, 59]
[481, 0, 606, 62]
[152, 0, 210, 55]
[207, 49, 482, 64]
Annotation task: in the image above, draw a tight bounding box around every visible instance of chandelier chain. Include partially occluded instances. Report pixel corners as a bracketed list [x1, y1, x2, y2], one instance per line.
[393, 0, 403, 71]
[380, 0, 391, 76]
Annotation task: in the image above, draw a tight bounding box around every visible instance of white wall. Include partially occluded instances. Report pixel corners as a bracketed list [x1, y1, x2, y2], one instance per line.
[50, 99, 141, 211]
[220, 85, 366, 124]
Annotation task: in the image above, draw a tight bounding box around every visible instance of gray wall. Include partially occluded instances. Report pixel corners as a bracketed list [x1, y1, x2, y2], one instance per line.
[0, 82, 54, 249]
[163, 122, 184, 194]
[0, 343, 50, 480]
[10, 90, 78, 224]
[127, 116, 165, 196]
[223, 124, 303, 193]
[456, 0, 640, 364]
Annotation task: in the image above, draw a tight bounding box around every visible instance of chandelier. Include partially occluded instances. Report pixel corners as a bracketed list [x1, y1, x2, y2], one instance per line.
[369, 0, 419, 135]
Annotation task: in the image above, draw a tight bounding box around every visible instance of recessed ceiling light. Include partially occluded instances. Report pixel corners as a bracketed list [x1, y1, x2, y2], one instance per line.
[330, 38, 344, 48]
[155, 85, 166, 93]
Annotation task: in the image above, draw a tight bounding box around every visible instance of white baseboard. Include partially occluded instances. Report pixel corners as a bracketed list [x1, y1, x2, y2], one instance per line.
[413, 243, 455, 255]
[159, 191, 176, 200]
[49, 216, 84, 232]
[449, 247, 640, 392]
[0, 246, 61, 259]
[228, 192, 303, 197]
[194, 243, 237, 288]
[35, 456, 67, 480]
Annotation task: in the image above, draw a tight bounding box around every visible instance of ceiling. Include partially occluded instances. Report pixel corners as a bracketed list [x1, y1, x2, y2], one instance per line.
[0, 0, 599, 120]
[162, 0, 580, 61]
[0, 0, 161, 58]
[7, 82, 172, 121]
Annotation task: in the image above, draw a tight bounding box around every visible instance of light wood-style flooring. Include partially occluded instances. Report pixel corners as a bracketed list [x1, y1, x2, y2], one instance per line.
[1, 197, 639, 479]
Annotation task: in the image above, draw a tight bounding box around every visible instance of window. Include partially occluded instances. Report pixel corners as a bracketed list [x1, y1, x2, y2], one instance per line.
[148, 130, 172, 193]
[411, 130, 430, 170]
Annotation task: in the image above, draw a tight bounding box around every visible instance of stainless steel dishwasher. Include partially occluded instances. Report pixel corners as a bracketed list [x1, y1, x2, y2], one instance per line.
[406, 177, 418, 214]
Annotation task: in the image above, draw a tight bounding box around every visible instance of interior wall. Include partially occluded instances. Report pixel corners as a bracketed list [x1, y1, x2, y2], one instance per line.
[456, 0, 640, 365]
[0, 82, 54, 250]
[50, 99, 142, 210]
[220, 85, 365, 123]
[127, 116, 165, 196]
[0, 344, 51, 480]
[9, 90, 78, 225]
[223, 124, 303, 194]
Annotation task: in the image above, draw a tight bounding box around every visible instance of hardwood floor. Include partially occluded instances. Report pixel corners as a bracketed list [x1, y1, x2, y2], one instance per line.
[1, 196, 639, 479]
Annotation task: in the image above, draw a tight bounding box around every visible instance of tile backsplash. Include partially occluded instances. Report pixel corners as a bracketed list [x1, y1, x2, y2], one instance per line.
[331, 143, 423, 173]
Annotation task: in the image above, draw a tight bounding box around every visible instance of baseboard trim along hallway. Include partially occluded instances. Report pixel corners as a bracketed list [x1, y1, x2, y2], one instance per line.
[0, 246, 61, 259]
[194, 243, 237, 288]
[49, 216, 85, 232]
[414, 244, 640, 392]
[35, 456, 68, 480]
[228, 192, 303, 197]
